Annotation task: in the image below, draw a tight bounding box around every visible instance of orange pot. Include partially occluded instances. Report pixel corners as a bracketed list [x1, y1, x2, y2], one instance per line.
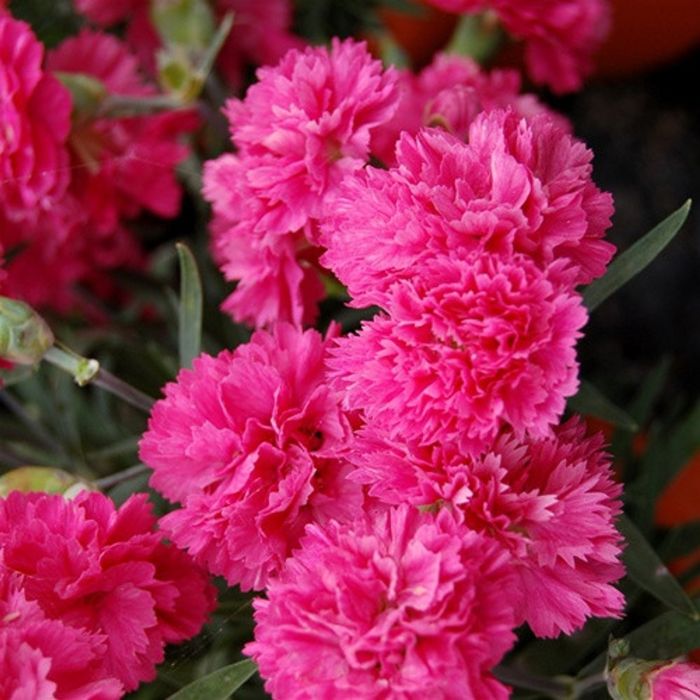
[595, 0, 700, 77]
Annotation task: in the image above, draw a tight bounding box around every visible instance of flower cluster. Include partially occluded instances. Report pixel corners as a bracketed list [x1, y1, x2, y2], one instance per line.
[142, 32, 625, 698]
[0, 9, 195, 312]
[425, 0, 611, 93]
[0, 490, 216, 695]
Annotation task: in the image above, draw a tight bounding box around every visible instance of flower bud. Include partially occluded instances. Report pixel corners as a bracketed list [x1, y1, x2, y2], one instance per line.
[606, 638, 700, 699]
[0, 466, 94, 499]
[151, 0, 215, 51]
[0, 296, 54, 365]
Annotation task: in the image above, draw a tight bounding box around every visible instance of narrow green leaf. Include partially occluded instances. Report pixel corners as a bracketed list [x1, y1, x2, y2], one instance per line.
[583, 199, 691, 312]
[568, 380, 638, 431]
[661, 522, 700, 560]
[579, 603, 700, 679]
[167, 659, 257, 700]
[176, 243, 203, 369]
[619, 514, 698, 619]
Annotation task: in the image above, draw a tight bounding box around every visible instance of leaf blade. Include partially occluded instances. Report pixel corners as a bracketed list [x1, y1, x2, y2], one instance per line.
[583, 200, 691, 312]
[619, 514, 698, 619]
[568, 380, 638, 431]
[176, 243, 203, 370]
[167, 659, 257, 700]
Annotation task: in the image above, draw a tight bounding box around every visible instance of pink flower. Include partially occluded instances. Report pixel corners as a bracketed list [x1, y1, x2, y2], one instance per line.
[352, 417, 625, 637]
[0, 13, 72, 226]
[371, 52, 568, 166]
[330, 254, 586, 455]
[425, 0, 610, 93]
[322, 113, 614, 309]
[0, 491, 216, 691]
[140, 324, 362, 590]
[649, 661, 700, 699]
[0, 577, 123, 699]
[246, 505, 516, 699]
[205, 39, 397, 327]
[204, 154, 326, 328]
[74, 0, 147, 26]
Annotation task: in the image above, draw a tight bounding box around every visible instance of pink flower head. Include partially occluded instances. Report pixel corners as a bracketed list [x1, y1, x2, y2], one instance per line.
[48, 29, 198, 229]
[204, 153, 326, 328]
[352, 417, 625, 637]
[649, 660, 700, 699]
[330, 253, 586, 454]
[222, 38, 398, 236]
[371, 52, 568, 166]
[0, 13, 72, 226]
[0, 491, 216, 691]
[74, 0, 147, 26]
[140, 324, 362, 590]
[0, 577, 123, 699]
[246, 505, 517, 699]
[323, 112, 614, 308]
[426, 0, 610, 93]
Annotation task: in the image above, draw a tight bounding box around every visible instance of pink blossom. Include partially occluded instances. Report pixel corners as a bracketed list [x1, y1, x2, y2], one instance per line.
[0, 577, 123, 699]
[204, 154, 326, 328]
[140, 324, 362, 590]
[0, 13, 72, 226]
[371, 52, 568, 166]
[73, 0, 147, 26]
[425, 0, 610, 93]
[352, 417, 625, 637]
[0, 491, 216, 691]
[246, 505, 516, 699]
[323, 113, 614, 309]
[205, 39, 397, 327]
[329, 253, 586, 455]
[649, 660, 700, 699]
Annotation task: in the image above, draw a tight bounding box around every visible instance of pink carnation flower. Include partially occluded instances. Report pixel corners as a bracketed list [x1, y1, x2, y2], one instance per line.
[74, 0, 147, 26]
[371, 52, 568, 166]
[330, 254, 586, 454]
[352, 417, 625, 637]
[204, 154, 326, 328]
[205, 39, 397, 327]
[426, 0, 610, 93]
[0, 491, 216, 691]
[140, 324, 362, 590]
[246, 505, 516, 699]
[0, 577, 123, 699]
[648, 660, 700, 699]
[322, 113, 614, 309]
[0, 13, 72, 226]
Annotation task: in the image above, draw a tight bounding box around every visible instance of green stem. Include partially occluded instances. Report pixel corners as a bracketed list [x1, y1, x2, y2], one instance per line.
[95, 463, 150, 490]
[571, 671, 606, 698]
[493, 665, 573, 699]
[98, 93, 185, 118]
[43, 345, 155, 414]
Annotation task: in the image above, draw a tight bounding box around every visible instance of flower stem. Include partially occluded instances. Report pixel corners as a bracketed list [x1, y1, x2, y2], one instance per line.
[493, 665, 573, 699]
[43, 345, 155, 414]
[446, 11, 505, 64]
[95, 463, 150, 490]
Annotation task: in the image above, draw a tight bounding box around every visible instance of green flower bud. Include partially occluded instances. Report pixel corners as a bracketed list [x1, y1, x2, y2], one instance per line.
[151, 0, 216, 50]
[0, 466, 94, 498]
[0, 297, 54, 365]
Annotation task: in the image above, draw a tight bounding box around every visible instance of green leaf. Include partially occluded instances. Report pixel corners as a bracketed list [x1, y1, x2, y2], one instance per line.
[619, 514, 698, 619]
[176, 243, 203, 369]
[579, 603, 700, 678]
[583, 200, 691, 312]
[166, 659, 257, 700]
[568, 380, 638, 431]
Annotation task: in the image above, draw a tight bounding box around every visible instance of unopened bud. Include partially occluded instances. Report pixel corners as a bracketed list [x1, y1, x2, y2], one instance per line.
[151, 0, 216, 50]
[606, 638, 700, 699]
[0, 466, 94, 499]
[0, 297, 54, 365]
